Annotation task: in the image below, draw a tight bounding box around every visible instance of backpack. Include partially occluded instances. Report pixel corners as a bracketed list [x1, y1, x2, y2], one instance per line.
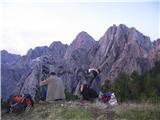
[10, 99, 27, 113]
[80, 84, 98, 100]
[100, 92, 111, 103]
[7, 94, 33, 113]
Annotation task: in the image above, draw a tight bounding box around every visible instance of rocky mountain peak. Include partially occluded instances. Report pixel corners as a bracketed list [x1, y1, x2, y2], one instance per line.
[1, 24, 159, 100]
[49, 41, 68, 49]
[90, 24, 153, 80]
[72, 31, 95, 48]
[1, 50, 21, 64]
[26, 46, 48, 60]
[76, 31, 93, 39]
[64, 31, 95, 59]
[99, 24, 129, 45]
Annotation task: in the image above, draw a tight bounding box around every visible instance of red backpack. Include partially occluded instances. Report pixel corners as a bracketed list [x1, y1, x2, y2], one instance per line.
[7, 94, 33, 113]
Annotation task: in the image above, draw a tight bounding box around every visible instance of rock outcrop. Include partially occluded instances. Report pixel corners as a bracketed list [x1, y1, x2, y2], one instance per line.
[1, 24, 159, 100]
[1, 42, 68, 100]
[90, 24, 153, 80]
[64, 31, 95, 59]
[148, 39, 160, 61]
[1, 50, 21, 64]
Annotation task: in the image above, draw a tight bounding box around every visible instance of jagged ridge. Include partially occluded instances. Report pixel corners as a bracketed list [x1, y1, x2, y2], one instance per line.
[1, 24, 160, 100]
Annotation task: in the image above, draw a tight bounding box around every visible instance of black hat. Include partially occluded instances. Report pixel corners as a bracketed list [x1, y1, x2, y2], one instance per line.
[50, 72, 56, 76]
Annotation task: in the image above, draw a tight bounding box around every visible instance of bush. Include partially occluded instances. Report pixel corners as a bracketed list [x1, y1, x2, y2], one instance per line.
[112, 61, 160, 103]
[64, 89, 79, 101]
[101, 79, 111, 94]
[112, 72, 130, 102]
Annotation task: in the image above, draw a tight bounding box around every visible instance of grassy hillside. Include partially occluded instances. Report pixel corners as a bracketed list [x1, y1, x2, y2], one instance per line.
[1, 101, 160, 120]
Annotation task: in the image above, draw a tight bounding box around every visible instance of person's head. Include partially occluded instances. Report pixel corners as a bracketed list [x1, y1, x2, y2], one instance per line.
[89, 68, 100, 74]
[24, 94, 32, 99]
[88, 68, 100, 79]
[50, 72, 56, 76]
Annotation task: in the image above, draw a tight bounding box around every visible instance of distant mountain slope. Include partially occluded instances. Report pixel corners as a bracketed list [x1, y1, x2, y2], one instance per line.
[148, 39, 160, 61]
[1, 50, 21, 64]
[1, 24, 160, 100]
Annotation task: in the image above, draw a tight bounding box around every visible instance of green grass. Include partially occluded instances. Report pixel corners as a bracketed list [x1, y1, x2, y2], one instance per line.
[115, 103, 160, 120]
[1, 101, 160, 120]
[1, 102, 94, 120]
[120, 109, 160, 120]
[27, 103, 94, 120]
[56, 107, 94, 120]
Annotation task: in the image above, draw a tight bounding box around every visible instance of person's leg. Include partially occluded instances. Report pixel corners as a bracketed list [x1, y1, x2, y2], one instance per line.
[81, 87, 90, 100]
[88, 88, 98, 99]
[40, 85, 48, 101]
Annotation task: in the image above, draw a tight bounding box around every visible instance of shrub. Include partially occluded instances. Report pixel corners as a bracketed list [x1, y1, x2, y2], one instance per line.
[101, 79, 111, 94]
[112, 61, 160, 103]
[64, 89, 79, 101]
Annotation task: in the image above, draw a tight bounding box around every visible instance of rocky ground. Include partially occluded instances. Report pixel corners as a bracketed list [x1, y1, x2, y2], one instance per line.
[1, 101, 160, 120]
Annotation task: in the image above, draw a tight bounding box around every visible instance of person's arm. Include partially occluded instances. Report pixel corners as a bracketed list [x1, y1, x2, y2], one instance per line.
[40, 79, 49, 86]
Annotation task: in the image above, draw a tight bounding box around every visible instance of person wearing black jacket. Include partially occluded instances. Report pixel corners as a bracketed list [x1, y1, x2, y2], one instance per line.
[80, 68, 101, 101]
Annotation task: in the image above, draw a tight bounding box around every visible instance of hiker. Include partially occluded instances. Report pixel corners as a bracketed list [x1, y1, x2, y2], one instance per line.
[6, 94, 34, 113]
[73, 68, 88, 97]
[80, 68, 102, 101]
[40, 72, 65, 102]
[80, 83, 98, 101]
[88, 68, 102, 96]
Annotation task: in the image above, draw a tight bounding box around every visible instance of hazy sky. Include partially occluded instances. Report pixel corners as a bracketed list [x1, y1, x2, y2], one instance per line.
[0, 0, 159, 55]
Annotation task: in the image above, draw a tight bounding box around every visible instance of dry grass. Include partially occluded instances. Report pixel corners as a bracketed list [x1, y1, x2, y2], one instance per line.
[114, 102, 160, 120]
[1, 101, 160, 120]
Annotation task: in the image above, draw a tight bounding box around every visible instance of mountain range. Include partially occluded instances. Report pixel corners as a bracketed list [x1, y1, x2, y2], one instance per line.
[1, 24, 160, 100]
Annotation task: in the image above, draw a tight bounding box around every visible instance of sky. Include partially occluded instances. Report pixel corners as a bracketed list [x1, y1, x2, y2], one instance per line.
[0, 0, 159, 55]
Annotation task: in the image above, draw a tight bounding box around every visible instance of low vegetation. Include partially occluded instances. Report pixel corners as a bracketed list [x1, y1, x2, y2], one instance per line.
[116, 102, 160, 120]
[110, 61, 160, 103]
[1, 101, 160, 120]
[64, 89, 79, 101]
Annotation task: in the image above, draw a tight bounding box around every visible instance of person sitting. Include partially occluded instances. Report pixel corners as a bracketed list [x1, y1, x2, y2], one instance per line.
[88, 68, 102, 97]
[40, 72, 65, 102]
[80, 83, 98, 101]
